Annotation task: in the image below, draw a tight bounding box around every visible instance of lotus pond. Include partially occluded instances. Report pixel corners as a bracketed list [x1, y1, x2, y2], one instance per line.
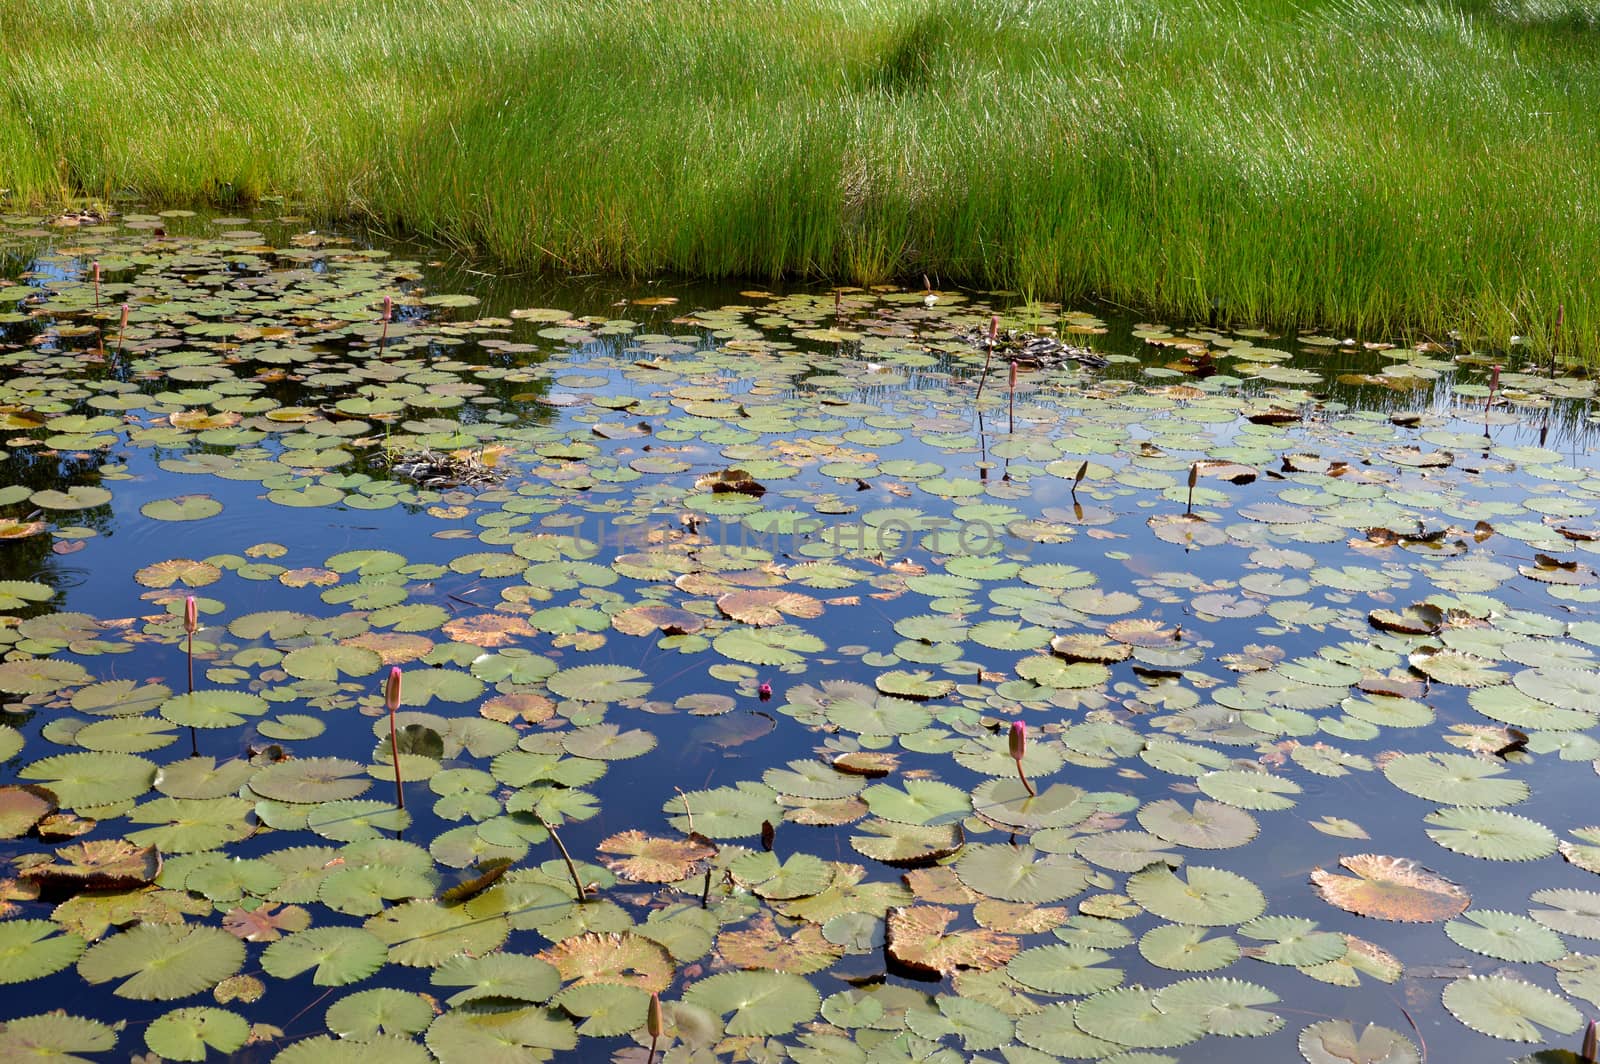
[2, 210, 1600, 1064]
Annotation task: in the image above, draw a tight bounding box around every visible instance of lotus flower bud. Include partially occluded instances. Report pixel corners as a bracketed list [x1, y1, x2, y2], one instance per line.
[382, 295, 393, 323]
[183, 595, 198, 635]
[647, 991, 664, 1038]
[989, 314, 1000, 343]
[119, 303, 129, 329]
[1009, 720, 1026, 761]
[758, 681, 772, 701]
[1583, 1018, 1597, 1063]
[1009, 361, 1017, 389]
[93, 261, 101, 284]
[1490, 364, 1501, 389]
[385, 666, 402, 712]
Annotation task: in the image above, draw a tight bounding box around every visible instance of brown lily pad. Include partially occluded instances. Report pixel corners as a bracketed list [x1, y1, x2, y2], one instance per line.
[1310, 854, 1469, 922]
[716, 916, 844, 974]
[538, 931, 674, 992]
[16, 839, 161, 893]
[597, 830, 718, 883]
[885, 905, 1020, 978]
[0, 785, 56, 838]
[717, 590, 824, 627]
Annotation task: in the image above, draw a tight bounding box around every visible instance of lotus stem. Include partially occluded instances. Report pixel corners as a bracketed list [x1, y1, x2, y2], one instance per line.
[92, 260, 101, 312]
[542, 819, 587, 903]
[385, 666, 405, 810]
[674, 786, 694, 834]
[183, 595, 198, 695]
[975, 314, 999, 401]
[647, 992, 665, 1064]
[1007, 360, 1017, 435]
[1009, 721, 1034, 797]
[378, 295, 392, 358]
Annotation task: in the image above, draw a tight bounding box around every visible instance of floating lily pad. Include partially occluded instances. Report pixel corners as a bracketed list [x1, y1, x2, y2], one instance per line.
[78, 924, 243, 1000]
[1441, 974, 1582, 1041]
[1127, 865, 1265, 926]
[1310, 854, 1469, 922]
[681, 970, 819, 1036]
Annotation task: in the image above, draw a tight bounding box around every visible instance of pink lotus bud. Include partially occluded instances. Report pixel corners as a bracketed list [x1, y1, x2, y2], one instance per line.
[183, 595, 198, 635]
[119, 303, 129, 329]
[382, 295, 393, 323]
[93, 261, 101, 284]
[1009, 720, 1026, 761]
[1009, 361, 1018, 389]
[989, 314, 1000, 343]
[1490, 364, 1501, 388]
[758, 681, 772, 701]
[385, 666, 402, 712]
[1583, 1018, 1597, 1062]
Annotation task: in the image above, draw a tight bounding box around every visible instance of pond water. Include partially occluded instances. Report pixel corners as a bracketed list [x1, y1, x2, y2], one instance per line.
[0, 208, 1597, 1063]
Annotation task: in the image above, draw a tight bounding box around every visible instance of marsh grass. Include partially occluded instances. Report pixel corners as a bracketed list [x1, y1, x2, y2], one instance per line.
[3, 0, 1598, 357]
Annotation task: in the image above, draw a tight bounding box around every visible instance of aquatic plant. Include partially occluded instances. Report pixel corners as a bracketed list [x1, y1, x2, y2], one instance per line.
[3, 0, 1599, 356]
[0, 215, 1595, 1060]
[384, 666, 404, 809]
[1008, 720, 1033, 797]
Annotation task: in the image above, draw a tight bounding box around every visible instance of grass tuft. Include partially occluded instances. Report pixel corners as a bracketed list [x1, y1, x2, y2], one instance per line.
[2, 0, 1596, 358]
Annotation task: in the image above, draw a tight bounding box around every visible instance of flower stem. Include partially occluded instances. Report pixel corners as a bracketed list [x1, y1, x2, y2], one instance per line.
[1014, 759, 1035, 797]
[539, 817, 587, 903]
[388, 705, 405, 810]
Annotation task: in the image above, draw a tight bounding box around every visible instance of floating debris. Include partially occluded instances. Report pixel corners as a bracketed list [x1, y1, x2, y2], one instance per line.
[370, 448, 506, 489]
[961, 326, 1109, 368]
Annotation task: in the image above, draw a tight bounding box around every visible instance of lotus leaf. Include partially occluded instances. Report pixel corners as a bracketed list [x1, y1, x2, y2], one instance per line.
[1073, 986, 1208, 1048]
[1424, 806, 1557, 861]
[78, 924, 243, 999]
[1310, 854, 1469, 922]
[1127, 865, 1265, 926]
[0, 1013, 117, 1061]
[1442, 974, 1582, 1041]
[1297, 1019, 1419, 1064]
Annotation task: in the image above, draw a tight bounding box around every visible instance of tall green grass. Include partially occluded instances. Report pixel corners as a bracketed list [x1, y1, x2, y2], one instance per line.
[2, 0, 1598, 358]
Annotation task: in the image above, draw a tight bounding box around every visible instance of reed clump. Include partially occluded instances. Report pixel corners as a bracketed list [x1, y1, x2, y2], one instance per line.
[2, 0, 1596, 358]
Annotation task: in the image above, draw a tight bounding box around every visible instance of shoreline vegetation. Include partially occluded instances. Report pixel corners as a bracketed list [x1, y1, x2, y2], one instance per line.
[1, 0, 1597, 360]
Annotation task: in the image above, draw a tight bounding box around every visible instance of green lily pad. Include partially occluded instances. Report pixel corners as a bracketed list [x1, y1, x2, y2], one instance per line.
[145, 1007, 248, 1061]
[1139, 924, 1240, 972]
[1445, 910, 1567, 962]
[261, 927, 389, 986]
[78, 924, 244, 1000]
[953, 844, 1092, 903]
[0, 1014, 117, 1061]
[1297, 1019, 1418, 1063]
[681, 970, 820, 1036]
[1441, 974, 1581, 1042]
[160, 689, 269, 728]
[1074, 986, 1208, 1048]
[1382, 752, 1528, 807]
[0, 919, 86, 983]
[1127, 865, 1266, 926]
[1424, 806, 1557, 861]
[1006, 943, 1124, 995]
